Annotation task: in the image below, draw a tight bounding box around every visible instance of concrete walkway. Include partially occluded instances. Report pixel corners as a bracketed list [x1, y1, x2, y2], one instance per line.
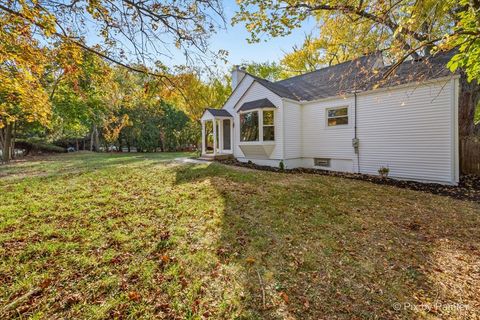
[173, 157, 210, 164]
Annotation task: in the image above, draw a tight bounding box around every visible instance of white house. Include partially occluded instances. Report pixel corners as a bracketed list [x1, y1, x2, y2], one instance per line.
[201, 51, 460, 185]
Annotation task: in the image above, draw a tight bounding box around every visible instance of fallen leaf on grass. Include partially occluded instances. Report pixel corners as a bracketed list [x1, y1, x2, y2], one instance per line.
[279, 291, 289, 304]
[155, 302, 170, 313]
[128, 291, 141, 302]
[39, 278, 52, 289]
[303, 298, 310, 309]
[178, 277, 187, 289]
[63, 294, 82, 308]
[161, 254, 170, 264]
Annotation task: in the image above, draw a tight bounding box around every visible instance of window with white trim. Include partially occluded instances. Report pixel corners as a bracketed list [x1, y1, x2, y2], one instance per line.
[327, 107, 348, 126]
[240, 111, 259, 141]
[239, 109, 276, 142]
[262, 110, 275, 141]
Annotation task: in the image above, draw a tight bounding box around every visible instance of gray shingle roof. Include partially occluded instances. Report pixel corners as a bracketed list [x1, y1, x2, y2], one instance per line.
[238, 98, 276, 112]
[249, 50, 456, 102]
[206, 108, 232, 117]
[248, 75, 299, 100]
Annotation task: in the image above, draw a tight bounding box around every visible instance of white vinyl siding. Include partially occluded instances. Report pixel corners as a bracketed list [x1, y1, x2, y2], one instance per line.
[298, 78, 456, 183]
[222, 76, 255, 114]
[357, 79, 455, 183]
[224, 74, 457, 184]
[283, 100, 302, 159]
[233, 81, 284, 160]
[302, 97, 356, 172]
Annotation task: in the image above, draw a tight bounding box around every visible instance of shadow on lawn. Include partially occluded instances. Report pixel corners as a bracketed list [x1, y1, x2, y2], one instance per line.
[0, 152, 192, 182]
[174, 163, 480, 319]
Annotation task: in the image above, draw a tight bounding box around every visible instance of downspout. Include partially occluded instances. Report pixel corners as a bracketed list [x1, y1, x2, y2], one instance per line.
[353, 91, 360, 173]
[282, 100, 286, 166]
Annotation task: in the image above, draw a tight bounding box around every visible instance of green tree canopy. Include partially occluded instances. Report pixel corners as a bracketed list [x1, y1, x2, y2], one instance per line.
[234, 0, 480, 82]
[244, 61, 285, 81]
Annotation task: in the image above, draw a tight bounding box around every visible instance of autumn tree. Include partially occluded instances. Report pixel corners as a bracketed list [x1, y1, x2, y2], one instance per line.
[0, 0, 227, 159]
[234, 1, 479, 76]
[235, 1, 453, 60]
[96, 66, 199, 152]
[0, 0, 226, 73]
[162, 71, 231, 122]
[234, 0, 480, 135]
[244, 61, 285, 81]
[0, 12, 50, 162]
[280, 25, 382, 76]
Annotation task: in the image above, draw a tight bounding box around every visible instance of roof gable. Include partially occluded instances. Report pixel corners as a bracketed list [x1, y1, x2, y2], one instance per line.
[231, 78, 283, 113]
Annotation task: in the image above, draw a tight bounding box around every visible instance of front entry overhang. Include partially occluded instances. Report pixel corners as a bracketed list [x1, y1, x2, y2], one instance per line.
[201, 108, 233, 157]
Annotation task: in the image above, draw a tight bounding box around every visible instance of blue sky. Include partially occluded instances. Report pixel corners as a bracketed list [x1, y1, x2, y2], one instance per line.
[172, 0, 318, 69]
[81, 0, 317, 71]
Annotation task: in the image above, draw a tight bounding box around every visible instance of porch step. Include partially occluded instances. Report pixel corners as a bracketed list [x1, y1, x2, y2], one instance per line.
[199, 154, 234, 161]
[198, 156, 215, 161]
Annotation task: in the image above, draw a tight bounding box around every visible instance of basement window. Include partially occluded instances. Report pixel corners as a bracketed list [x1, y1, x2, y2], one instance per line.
[327, 107, 348, 126]
[314, 158, 330, 167]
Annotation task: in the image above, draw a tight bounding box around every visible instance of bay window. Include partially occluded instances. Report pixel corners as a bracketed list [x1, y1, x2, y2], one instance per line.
[263, 110, 275, 141]
[239, 109, 275, 142]
[240, 111, 259, 141]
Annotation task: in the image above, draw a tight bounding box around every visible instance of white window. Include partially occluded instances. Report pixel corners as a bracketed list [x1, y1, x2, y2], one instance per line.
[327, 107, 348, 126]
[239, 109, 275, 142]
[240, 111, 259, 141]
[262, 110, 275, 141]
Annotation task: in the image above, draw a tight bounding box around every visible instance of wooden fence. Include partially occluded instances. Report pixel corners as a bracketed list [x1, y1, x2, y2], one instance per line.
[460, 136, 480, 175]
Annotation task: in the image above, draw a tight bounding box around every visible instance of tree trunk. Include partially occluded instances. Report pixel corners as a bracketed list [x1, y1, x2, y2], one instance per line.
[90, 128, 94, 151]
[159, 132, 165, 152]
[76, 139, 79, 151]
[10, 122, 16, 159]
[118, 132, 123, 152]
[0, 127, 4, 151]
[94, 125, 100, 152]
[458, 72, 480, 137]
[90, 124, 99, 152]
[2, 123, 13, 163]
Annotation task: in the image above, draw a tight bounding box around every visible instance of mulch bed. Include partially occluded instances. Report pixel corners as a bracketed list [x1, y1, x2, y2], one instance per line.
[217, 159, 480, 203]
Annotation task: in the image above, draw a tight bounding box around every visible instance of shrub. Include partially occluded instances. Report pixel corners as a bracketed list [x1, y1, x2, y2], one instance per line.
[15, 139, 66, 154]
[378, 166, 390, 178]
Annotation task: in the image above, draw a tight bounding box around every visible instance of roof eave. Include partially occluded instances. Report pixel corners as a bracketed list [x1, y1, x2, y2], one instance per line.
[294, 75, 458, 105]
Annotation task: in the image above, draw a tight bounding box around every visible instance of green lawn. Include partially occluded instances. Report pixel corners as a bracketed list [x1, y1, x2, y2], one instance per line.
[1, 153, 479, 319]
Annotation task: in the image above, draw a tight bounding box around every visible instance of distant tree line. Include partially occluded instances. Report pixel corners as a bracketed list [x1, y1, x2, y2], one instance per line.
[0, 0, 228, 162]
[0, 45, 231, 161]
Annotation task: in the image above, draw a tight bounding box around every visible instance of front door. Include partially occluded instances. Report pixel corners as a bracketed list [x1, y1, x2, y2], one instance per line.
[223, 119, 231, 150]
